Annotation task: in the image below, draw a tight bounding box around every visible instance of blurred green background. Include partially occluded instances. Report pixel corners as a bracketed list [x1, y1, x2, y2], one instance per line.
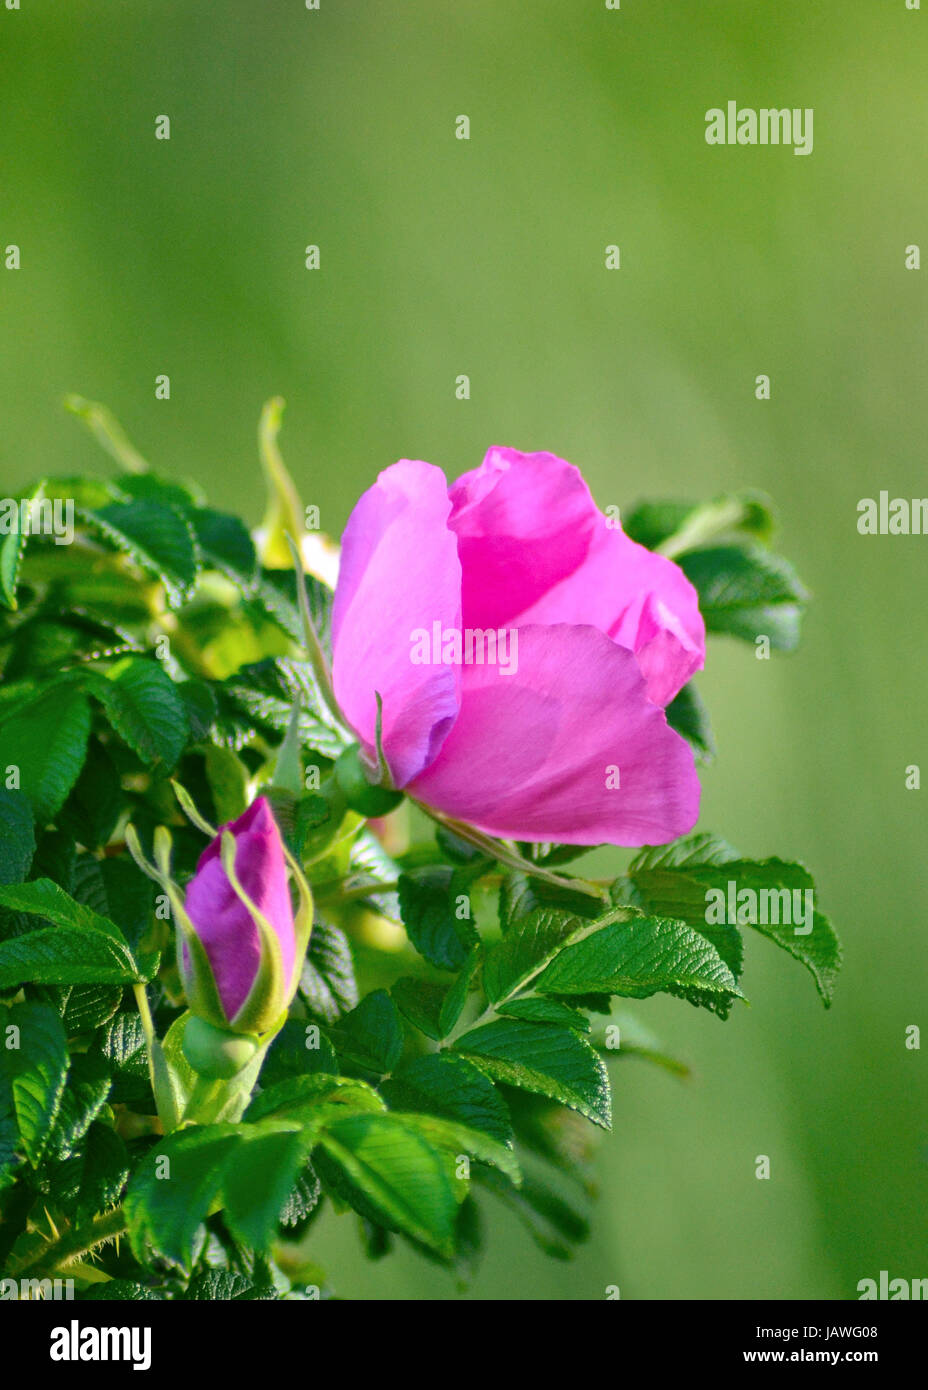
[3, 0, 926, 1299]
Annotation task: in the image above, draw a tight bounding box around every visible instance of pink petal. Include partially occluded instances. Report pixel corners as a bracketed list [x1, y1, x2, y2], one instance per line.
[332, 460, 463, 787]
[184, 798, 295, 1021]
[449, 447, 594, 629]
[448, 447, 705, 705]
[408, 624, 700, 846]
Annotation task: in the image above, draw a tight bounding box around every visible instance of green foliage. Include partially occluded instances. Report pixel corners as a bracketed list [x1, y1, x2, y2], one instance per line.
[0, 410, 837, 1298]
[677, 545, 808, 649]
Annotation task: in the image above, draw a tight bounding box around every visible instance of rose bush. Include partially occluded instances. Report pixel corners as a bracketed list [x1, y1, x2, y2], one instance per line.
[0, 401, 839, 1298]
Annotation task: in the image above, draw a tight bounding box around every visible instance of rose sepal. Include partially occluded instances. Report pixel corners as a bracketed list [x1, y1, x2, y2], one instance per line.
[125, 823, 229, 1030]
[162, 1008, 288, 1128]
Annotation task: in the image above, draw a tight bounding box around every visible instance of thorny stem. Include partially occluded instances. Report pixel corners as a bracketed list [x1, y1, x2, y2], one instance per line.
[8, 1206, 129, 1280]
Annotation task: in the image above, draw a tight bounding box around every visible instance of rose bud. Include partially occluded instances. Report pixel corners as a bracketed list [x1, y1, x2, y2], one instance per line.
[331, 448, 705, 846]
[179, 797, 310, 1051]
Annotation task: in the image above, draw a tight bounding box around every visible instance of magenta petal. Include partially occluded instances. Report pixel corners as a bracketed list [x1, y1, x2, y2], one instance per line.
[408, 624, 700, 846]
[184, 798, 296, 1022]
[448, 447, 705, 705]
[332, 460, 463, 788]
[449, 447, 595, 629]
[522, 529, 706, 707]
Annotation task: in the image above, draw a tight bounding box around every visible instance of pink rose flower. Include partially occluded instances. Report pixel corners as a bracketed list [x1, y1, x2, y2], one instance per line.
[332, 448, 704, 846]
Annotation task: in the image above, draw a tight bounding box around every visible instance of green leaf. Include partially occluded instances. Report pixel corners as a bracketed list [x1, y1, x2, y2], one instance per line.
[182, 1271, 277, 1301]
[498, 996, 591, 1032]
[299, 919, 358, 1025]
[45, 1052, 112, 1160]
[0, 684, 91, 824]
[392, 1112, 520, 1184]
[391, 977, 447, 1040]
[57, 739, 123, 849]
[203, 744, 249, 824]
[248, 567, 333, 652]
[43, 1120, 130, 1215]
[623, 491, 775, 553]
[331, 990, 405, 1076]
[124, 1125, 243, 1271]
[381, 1052, 512, 1145]
[217, 657, 347, 761]
[259, 1017, 339, 1086]
[483, 906, 582, 1004]
[0, 788, 35, 885]
[346, 827, 401, 921]
[85, 657, 190, 768]
[628, 838, 840, 1005]
[97, 1010, 151, 1104]
[505, 1090, 599, 1186]
[189, 507, 257, 589]
[0, 488, 32, 611]
[677, 544, 808, 649]
[398, 868, 477, 971]
[221, 1121, 315, 1250]
[57, 982, 125, 1034]
[80, 1280, 164, 1301]
[278, 1165, 322, 1231]
[112, 473, 201, 509]
[621, 840, 744, 985]
[178, 678, 218, 743]
[245, 1073, 384, 1129]
[474, 1165, 590, 1260]
[453, 1019, 611, 1130]
[315, 1112, 459, 1255]
[0, 1001, 69, 1166]
[99, 1011, 149, 1078]
[500, 869, 603, 928]
[665, 681, 716, 762]
[438, 945, 481, 1037]
[621, 499, 697, 550]
[79, 498, 199, 608]
[0, 1103, 19, 1190]
[3, 607, 143, 683]
[0, 879, 150, 986]
[627, 832, 740, 874]
[535, 915, 743, 1013]
[72, 854, 155, 957]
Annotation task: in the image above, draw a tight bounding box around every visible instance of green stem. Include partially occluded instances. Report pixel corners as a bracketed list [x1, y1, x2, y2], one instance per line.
[133, 982, 179, 1133]
[284, 530, 344, 728]
[132, 982, 156, 1054]
[314, 877, 400, 904]
[9, 1206, 128, 1280]
[417, 806, 607, 902]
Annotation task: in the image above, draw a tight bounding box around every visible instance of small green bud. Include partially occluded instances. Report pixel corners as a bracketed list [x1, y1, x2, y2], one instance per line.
[335, 743, 403, 817]
[182, 1016, 261, 1079]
